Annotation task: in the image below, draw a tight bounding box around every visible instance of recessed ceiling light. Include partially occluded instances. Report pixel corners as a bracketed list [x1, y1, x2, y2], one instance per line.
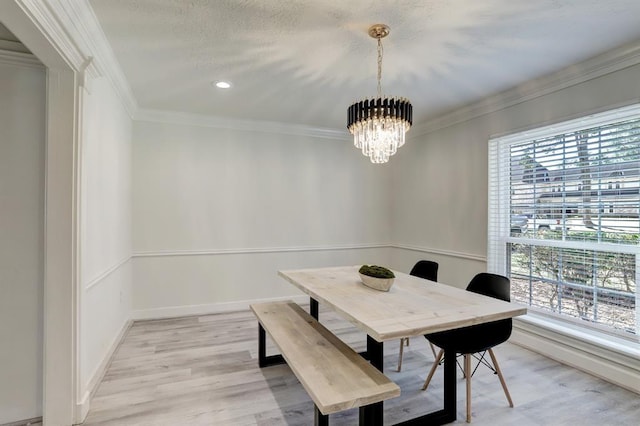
[214, 81, 232, 89]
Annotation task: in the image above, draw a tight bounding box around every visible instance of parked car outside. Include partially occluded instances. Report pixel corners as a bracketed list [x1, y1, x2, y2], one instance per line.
[510, 214, 529, 235]
[533, 215, 570, 231]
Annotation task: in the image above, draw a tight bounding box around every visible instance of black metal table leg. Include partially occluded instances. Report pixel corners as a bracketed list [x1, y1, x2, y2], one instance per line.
[314, 405, 328, 426]
[359, 335, 384, 426]
[367, 335, 384, 370]
[393, 348, 457, 425]
[442, 349, 457, 421]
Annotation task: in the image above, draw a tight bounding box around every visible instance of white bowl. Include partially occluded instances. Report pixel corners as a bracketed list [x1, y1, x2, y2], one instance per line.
[359, 273, 395, 292]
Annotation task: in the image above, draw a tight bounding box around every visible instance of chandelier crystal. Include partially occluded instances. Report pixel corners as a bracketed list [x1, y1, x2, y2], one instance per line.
[347, 24, 412, 164]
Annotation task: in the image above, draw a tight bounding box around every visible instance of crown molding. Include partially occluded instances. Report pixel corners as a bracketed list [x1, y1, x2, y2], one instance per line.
[0, 48, 43, 68]
[135, 108, 350, 141]
[44, 0, 138, 116]
[410, 40, 640, 138]
[16, 0, 137, 116]
[14, 0, 85, 69]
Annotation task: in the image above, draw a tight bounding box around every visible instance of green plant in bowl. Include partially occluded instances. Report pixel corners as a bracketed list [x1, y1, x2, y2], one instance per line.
[359, 265, 395, 291]
[359, 265, 395, 279]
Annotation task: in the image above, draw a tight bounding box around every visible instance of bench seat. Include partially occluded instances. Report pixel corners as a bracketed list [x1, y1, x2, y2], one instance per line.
[251, 300, 400, 417]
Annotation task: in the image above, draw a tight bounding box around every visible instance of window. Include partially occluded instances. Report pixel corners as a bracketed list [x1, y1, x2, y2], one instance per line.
[489, 104, 640, 339]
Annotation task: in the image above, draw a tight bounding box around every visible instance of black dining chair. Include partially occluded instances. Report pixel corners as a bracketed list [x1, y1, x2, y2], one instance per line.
[421, 272, 514, 423]
[396, 260, 439, 372]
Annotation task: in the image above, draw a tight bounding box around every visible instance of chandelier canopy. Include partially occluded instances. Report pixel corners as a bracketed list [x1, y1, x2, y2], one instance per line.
[347, 24, 412, 164]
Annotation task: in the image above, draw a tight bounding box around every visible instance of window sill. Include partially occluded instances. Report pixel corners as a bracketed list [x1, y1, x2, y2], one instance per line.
[511, 313, 639, 393]
[515, 313, 638, 357]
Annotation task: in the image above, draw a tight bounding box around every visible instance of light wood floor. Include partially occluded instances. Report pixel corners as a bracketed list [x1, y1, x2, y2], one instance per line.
[83, 307, 640, 425]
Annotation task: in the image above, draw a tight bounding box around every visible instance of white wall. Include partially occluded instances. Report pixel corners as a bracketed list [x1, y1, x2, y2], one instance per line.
[388, 119, 490, 288]
[79, 76, 132, 414]
[132, 120, 390, 316]
[0, 56, 45, 423]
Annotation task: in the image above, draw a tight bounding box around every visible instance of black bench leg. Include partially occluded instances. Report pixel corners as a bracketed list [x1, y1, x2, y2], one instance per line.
[314, 405, 328, 426]
[310, 297, 319, 319]
[258, 324, 285, 367]
[258, 323, 266, 366]
[360, 403, 383, 426]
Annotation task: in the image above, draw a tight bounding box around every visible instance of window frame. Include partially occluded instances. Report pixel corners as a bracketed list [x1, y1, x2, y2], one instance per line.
[488, 103, 640, 340]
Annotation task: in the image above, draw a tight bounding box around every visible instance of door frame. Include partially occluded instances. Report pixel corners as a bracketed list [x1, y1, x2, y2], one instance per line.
[0, 1, 81, 424]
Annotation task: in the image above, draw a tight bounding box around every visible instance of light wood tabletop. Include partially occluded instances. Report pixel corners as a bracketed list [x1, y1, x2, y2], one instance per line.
[278, 265, 527, 342]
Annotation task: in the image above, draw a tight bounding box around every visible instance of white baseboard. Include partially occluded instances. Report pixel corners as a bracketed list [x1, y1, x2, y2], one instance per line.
[131, 295, 310, 320]
[75, 394, 90, 426]
[0, 417, 42, 426]
[75, 318, 134, 424]
[511, 316, 639, 394]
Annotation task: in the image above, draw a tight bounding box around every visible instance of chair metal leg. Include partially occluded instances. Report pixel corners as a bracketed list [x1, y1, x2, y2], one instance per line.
[488, 348, 514, 408]
[429, 341, 438, 358]
[422, 349, 444, 390]
[464, 354, 471, 423]
[397, 338, 406, 372]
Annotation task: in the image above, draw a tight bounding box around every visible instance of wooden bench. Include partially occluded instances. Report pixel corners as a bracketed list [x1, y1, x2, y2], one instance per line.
[251, 300, 400, 425]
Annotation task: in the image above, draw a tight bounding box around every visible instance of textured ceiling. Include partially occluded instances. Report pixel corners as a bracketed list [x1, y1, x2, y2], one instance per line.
[88, 0, 640, 130]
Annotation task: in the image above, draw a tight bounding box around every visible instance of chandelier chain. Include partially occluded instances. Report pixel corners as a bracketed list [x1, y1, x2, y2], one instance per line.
[377, 37, 383, 97]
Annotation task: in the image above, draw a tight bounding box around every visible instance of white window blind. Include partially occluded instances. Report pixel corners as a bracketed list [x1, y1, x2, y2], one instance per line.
[488, 104, 640, 338]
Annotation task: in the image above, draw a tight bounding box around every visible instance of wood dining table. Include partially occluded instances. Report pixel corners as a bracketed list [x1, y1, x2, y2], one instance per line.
[277, 265, 527, 425]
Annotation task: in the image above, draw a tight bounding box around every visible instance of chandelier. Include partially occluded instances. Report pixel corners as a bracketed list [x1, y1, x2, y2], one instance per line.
[347, 24, 412, 164]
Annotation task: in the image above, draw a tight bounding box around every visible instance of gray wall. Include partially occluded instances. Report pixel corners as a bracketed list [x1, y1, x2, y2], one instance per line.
[0, 56, 45, 423]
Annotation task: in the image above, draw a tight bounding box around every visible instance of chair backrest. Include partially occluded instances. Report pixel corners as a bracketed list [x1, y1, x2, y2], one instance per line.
[409, 260, 439, 282]
[466, 272, 510, 302]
